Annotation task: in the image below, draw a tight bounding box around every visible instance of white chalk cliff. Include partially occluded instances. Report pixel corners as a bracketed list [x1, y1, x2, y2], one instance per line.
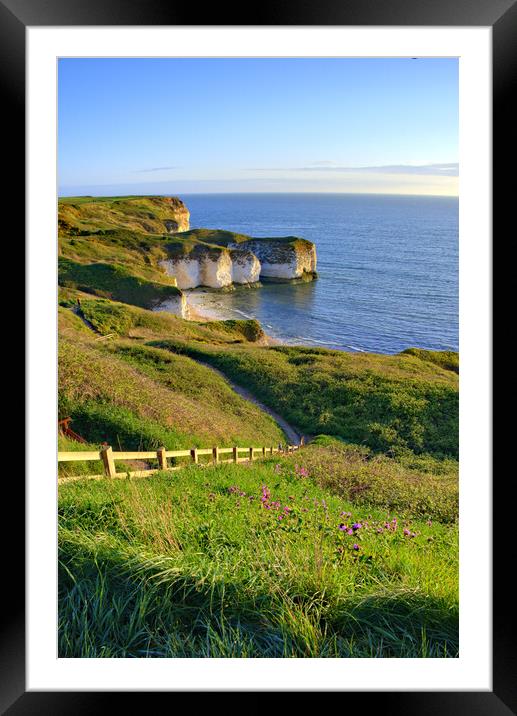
[228, 239, 317, 280]
[160, 248, 232, 289]
[153, 292, 189, 319]
[160, 237, 316, 290]
[231, 249, 262, 284]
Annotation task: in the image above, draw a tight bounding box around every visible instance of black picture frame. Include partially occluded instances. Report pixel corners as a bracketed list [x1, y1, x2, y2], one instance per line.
[6, 0, 506, 711]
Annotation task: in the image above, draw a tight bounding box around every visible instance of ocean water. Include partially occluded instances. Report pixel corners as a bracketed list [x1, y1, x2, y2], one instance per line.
[180, 193, 458, 354]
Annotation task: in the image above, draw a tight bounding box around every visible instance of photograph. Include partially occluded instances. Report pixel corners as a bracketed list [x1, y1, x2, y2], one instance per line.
[56, 55, 460, 659]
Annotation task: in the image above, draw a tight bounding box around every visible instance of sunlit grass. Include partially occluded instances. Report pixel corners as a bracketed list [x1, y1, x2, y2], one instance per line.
[59, 458, 458, 658]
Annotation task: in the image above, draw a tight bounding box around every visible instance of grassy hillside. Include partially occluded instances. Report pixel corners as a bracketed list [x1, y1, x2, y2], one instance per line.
[59, 290, 265, 344]
[59, 456, 458, 658]
[59, 299, 285, 450]
[58, 195, 189, 235]
[58, 199, 315, 302]
[150, 341, 459, 459]
[400, 347, 459, 374]
[57, 195, 459, 659]
[58, 197, 189, 308]
[58, 258, 182, 309]
[59, 290, 458, 459]
[282, 436, 458, 523]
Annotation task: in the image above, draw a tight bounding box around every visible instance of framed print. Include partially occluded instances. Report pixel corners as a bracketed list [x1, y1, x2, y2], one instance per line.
[4, 0, 509, 710]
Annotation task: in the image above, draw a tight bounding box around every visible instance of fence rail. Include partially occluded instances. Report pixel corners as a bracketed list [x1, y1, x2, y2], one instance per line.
[58, 443, 300, 483]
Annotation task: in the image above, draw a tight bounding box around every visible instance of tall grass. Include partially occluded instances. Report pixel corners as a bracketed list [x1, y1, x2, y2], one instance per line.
[59, 457, 458, 658]
[59, 333, 285, 450]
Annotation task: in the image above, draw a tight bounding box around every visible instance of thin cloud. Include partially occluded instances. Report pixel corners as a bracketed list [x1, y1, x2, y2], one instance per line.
[310, 160, 339, 167]
[251, 162, 459, 176]
[133, 166, 179, 173]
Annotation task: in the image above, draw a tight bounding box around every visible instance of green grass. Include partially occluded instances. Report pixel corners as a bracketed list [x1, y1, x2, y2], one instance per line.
[58, 199, 316, 294]
[172, 228, 314, 250]
[58, 195, 188, 235]
[282, 436, 458, 523]
[58, 197, 191, 295]
[400, 347, 459, 374]
[59, 457, 458, 658]
[58, 435, 105, 478]
[150, 342, 459, 459]
[58, 258, 181, 310]
[60, 295, 265, 344]
[58, 328, 285, 450]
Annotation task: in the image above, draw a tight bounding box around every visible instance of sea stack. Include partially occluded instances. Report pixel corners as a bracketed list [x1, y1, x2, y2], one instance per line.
[161, 229, 317, 289]
[228, 237, 317, 281]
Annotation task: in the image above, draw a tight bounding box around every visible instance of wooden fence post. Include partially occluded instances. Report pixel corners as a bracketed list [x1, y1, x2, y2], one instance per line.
[191, 448, 198, 464]
[262, 447, 266, 457]
[233, 447, 238, 463]
[100, 445, 116, 478]
[212, 446, 219, 464]
[249, 447, 254, 462]
[157, 447, 167, 471]
[270, 446, 274, 456]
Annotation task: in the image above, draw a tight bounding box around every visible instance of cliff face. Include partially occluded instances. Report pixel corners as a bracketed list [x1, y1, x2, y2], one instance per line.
[232, 249, 262, 284]
[153, 292, 189, 319]
[228, 238, 317, 280]
[160, 245, 263, 289]
[159, 197, 190, 234]
[160, 246, 232, 289]
[162, 230, 317, 289]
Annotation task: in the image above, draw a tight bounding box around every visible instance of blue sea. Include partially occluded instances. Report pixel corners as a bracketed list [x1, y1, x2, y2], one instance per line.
[180, 193, 458, 354]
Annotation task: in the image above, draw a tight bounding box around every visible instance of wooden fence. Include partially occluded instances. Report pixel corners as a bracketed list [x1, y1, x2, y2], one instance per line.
[58, 443, 300, 483]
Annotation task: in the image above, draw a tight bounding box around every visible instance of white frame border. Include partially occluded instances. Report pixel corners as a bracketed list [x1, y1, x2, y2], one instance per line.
[27, 26, 491, 691]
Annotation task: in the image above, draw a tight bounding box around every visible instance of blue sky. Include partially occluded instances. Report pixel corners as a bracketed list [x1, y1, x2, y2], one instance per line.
[58, 57, 458, 196]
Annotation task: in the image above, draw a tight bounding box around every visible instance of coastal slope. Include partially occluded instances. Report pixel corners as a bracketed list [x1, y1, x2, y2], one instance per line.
[58, 198, 318, 300]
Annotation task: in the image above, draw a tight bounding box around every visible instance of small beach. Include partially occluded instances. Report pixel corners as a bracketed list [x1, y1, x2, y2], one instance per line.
[185, 289, 281, 346]
[185, 289, 233, 323]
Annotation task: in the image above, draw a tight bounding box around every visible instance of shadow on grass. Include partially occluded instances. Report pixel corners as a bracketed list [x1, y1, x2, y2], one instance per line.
[58, 539, 458, 659]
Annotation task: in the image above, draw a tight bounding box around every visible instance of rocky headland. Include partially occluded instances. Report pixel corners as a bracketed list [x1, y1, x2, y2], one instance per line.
[57, 196, 317, 321]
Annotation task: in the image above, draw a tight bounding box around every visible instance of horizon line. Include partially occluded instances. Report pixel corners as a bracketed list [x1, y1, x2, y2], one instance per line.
[58, 190, 459, 199]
